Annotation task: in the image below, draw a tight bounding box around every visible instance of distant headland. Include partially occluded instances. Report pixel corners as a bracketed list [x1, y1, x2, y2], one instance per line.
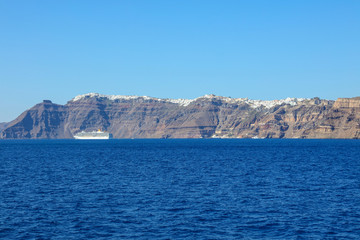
[1, 93, 360, 139]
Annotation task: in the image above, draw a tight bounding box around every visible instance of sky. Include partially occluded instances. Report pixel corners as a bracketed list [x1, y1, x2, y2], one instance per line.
[1, 0, 359, 122]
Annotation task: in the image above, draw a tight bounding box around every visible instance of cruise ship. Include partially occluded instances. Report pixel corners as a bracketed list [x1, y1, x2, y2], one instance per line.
[74, 129, 113, 139]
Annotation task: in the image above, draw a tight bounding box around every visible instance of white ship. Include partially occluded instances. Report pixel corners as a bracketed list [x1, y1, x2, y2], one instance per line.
[74, 129, 113, 139]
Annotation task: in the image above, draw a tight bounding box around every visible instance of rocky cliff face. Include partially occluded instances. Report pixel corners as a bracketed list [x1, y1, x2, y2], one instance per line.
[0, 122, 8, 131]
[333, 97, 360, 109]
[310, 97, 360, 139]
[1, 94, 360, 139]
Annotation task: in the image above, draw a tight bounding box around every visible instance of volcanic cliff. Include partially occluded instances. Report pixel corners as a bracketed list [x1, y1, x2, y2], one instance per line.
[1, 94, 360, 139]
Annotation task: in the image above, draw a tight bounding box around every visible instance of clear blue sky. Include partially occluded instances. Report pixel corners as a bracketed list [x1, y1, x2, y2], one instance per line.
[1, 0, 359, 122]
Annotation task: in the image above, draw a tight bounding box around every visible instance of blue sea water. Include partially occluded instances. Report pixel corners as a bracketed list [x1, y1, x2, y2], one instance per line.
[1, 139, 360, 239]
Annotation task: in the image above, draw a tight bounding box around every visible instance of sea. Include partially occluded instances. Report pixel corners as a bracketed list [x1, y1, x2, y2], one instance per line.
[1, 139, 360, 239]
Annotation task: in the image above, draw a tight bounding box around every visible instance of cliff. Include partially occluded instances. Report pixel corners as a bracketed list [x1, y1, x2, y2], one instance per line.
[1, 94, 360, 139]
[0, 122, 8, 131]
[333, 97, 360, 109]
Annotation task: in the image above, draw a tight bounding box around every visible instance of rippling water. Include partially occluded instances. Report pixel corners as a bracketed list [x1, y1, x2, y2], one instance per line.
[1, 139, 360, 239]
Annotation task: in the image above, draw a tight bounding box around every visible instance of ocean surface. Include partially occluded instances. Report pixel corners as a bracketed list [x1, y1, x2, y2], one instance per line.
[1, 139, 360, 239]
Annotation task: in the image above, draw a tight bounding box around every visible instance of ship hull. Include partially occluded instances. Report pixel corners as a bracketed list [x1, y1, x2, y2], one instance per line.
[74, 136, 110, 140]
